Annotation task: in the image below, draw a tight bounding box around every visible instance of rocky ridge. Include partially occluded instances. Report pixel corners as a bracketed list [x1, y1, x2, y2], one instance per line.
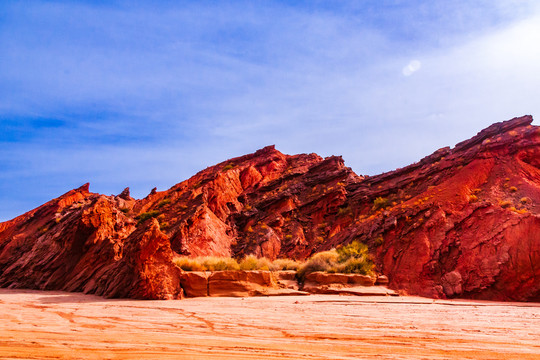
[0, 115, 539, 301]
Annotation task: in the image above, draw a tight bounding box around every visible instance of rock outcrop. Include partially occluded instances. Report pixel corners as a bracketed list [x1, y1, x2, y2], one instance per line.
[301, 272, 397, 296]
[179, 270, 308, 297]
[0, 115, 539, 301]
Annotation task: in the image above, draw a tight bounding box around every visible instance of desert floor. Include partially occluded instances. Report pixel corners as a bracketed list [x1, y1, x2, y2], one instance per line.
[0, 289, 539, 360]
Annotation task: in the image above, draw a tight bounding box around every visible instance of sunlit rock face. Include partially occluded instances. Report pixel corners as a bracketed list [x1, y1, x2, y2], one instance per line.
[0, 115, 539, 301]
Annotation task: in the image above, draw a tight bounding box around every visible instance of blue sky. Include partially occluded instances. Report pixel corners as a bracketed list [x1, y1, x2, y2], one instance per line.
[1, 0, 540, 221]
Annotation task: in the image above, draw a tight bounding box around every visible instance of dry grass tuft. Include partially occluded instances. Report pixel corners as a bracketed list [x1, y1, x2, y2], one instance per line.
[272, 258, 302, 271]
[239, 255, 273, 271]
[174, 256, 240, 271]
[175, 255, 303, 272]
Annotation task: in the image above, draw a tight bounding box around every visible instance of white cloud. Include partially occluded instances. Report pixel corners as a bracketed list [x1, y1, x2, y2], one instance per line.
[402, 60, 422, 76]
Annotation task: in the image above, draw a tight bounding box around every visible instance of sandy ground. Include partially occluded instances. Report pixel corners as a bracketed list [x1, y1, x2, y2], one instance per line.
[0, 289, 539, 360]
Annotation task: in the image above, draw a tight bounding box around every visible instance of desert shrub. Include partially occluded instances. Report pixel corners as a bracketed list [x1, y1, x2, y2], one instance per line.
[335, 257, 374, 276]
[238, 255, 260, 270]
[499, 200, 512, 208]
[175, 255, 300, 272]
[136, 210, 161, 224]
[374, 235, 384, 247]
[157, 198, 171, 208]
[336, 240, 370, 263]
[298, 241, 375, 280]
[468, 194, 478, 203]
[509, 186, 518, 193]
[372, 197, 390, 211]
[201, 257, 240, 271]
[119, 207, 130, 213]
[174, 256, 240, 271]
[336, 241, 374, 275]
[174, 257, 204, 271]
[222, 163, 235, 172]
[239, 255, 273, 271]
[297, 250, 339, 281]
[272, 258, 302, 271]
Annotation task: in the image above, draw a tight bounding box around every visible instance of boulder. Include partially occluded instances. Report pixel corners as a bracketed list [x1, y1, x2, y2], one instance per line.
[208, 270, 278, 297]
[304, 272, 376, 286]
[180, 271, 209, 297]
[376, 275, 389, 285]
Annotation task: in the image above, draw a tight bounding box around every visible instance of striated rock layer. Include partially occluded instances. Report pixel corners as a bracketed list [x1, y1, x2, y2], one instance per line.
[1, 115, 539, 301]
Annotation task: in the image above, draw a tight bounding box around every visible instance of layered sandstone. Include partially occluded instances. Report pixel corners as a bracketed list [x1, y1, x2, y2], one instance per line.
[0, 115, 539, 301]
[179, 270, 308, 297]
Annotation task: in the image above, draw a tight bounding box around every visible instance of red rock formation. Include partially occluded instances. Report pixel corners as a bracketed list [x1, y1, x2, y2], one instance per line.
[0, 116, 539, 301]
[328, 116, 540, 301]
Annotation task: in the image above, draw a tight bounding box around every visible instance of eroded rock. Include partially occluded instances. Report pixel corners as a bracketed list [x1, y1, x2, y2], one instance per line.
[1, 115, 539, 301]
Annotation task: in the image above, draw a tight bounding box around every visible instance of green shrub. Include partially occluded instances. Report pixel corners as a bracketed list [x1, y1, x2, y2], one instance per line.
[157, 198, 171, 208]
[298, 240, 375, 280]
[335, 257, 374, 276]
[336, 240, 369, 263]
[222, 163, 235, 172]
[372, 197, 390, 211]
[136, 210, 161, 224]
[337, 206, 351, 216]
[335, 240, 374, 275]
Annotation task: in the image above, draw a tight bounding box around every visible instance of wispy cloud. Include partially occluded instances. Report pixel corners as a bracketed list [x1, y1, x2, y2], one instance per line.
[1, 0, 540, 220]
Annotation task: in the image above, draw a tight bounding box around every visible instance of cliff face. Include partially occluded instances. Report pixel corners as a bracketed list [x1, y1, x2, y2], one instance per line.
[0, 116, 539, 301]
[332, 116, 540, 301]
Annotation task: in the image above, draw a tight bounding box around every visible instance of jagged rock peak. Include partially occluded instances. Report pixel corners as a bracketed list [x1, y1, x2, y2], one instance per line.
[254, 145, 278, 155]
[118, 187, 132, 200]
[77, 182, 91, 193]
[454, 115, 533, 151]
